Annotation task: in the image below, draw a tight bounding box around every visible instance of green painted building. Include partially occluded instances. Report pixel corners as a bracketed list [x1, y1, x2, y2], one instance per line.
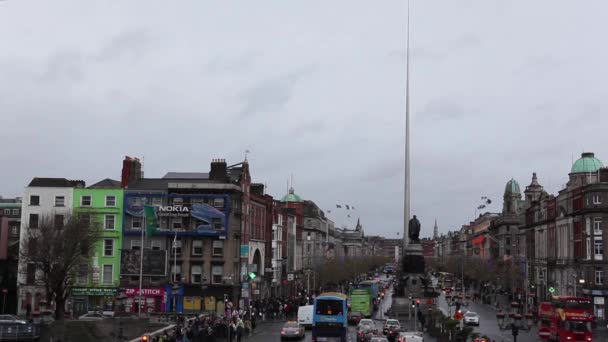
[72, 179, 123, 314]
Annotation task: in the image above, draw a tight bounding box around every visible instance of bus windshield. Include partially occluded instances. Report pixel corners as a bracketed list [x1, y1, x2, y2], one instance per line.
[564, 301, 593, 311]
[565, 321, 591, 332]
[316, 299, 344, 316]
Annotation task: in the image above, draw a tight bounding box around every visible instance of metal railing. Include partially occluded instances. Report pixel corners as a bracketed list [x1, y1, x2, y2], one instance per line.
[0, 324, 40, 341]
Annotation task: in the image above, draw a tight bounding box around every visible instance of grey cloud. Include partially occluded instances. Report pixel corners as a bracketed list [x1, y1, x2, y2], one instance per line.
[205, 53, 257, 74]
[94, 29, 152, 62]
[39, 50, 87, 83]
[238, 65, 317, 118]
[417, 99, 466, 121]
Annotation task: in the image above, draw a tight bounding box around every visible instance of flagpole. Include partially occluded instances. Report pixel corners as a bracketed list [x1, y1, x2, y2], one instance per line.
[138, 207, 145, 317]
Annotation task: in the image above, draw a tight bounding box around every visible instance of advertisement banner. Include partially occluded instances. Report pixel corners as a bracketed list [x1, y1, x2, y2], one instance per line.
[240, 245, 249, 258]
[120, 249, 167, 276]
[124, 194, 230, 237]
[71, 287, 118, 296]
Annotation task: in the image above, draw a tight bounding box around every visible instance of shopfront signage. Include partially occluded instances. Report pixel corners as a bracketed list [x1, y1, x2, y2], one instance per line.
[72, 287, 118, 296]
[157, 206, 190, 217]
[124, 288, 165, 297]
[240, 245, 249, 258]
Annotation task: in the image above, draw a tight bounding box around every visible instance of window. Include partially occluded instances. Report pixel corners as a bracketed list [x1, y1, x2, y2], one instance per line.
[77, 264, 88, 284]
[212, 265, 223, 284]
[172, 238, 182, 255]
[54, 196, 65, 207]
[152, 197, 162, 206]
[104, 215, 115, 230]
[54, 215, 64, 229]
[191, 265, 202, 284]
[593, 195, 602, 205]
[103, 239, 114, 257]
[26, 263, 35, 285]
[172, 197, 183, 205]
[315, 299, 343, 316]
[596, 270, 604, 285]
[192, 240, 203, 256]
[172, 217, 182, 230]
[212, 218, 222, 230]
[505, 237, 511, 246]
[102, 265, 113, 285]
[2, 209, 9, 215]
[29, 214, 39, 228]
[213, 198, 225, 208]
[105, 196, 116, 207]
[131, 240, 142, 250]
[151, 240, 162, 251]
[132, 217, 142, 229]
[12, 209, 18, 216]
[30, 195, 39, 206]
[307, 244, 311, 252]
[212, 240, 224, 256]
[595, 219, 603, 235]
[595, 240, 604, 260]
[79, 213, 91, 227]
[171, 264, 182, 282]
[81, 195, 92, 207]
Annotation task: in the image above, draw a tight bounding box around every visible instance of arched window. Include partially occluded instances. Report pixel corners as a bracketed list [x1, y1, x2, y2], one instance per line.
[22, 292, 32, 310]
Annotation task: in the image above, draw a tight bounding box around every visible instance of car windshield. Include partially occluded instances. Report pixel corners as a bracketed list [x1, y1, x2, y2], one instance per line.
[371, 338, 389, 342]
[465, 312, 477, 317]
[386, 320, 399, 326]
[284, 323, 299, 328]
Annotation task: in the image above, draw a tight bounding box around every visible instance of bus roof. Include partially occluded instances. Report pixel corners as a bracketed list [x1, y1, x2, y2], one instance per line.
[318, 292, 348, 299]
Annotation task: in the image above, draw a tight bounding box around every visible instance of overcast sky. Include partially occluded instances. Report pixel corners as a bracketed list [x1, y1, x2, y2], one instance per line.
[1, 1, 607, 238]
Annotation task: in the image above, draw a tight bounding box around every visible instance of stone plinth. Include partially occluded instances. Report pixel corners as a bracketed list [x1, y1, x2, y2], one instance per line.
[400, 243, 426, 297]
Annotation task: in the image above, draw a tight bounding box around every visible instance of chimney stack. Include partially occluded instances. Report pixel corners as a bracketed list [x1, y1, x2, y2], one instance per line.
[121, 156, 143, 188]
[600, 167, 608, 183]
[209, 159, 228, 182]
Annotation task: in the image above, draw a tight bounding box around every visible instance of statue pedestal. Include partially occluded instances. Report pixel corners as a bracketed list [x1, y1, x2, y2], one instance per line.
[401, 243, 426, 297]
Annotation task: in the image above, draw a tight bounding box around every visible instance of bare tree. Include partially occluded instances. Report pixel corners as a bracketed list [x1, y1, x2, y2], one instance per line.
[20, 213, 102, 320]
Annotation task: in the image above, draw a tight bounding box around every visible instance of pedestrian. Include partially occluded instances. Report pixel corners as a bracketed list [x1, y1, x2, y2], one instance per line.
[236, 317, 245, 342]
[228, 317, 237, 342]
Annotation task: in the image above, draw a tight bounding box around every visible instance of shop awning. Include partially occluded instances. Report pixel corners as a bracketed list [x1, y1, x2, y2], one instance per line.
[472, 235, 486, 245]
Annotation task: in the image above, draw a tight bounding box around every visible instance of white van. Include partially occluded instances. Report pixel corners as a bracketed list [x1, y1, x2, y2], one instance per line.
[297, 305, 313, 328]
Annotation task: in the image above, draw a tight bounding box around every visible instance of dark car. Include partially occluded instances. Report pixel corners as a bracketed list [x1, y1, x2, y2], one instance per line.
[349, 311, 363, 325]
[383, 319, 400, 335]
[357, 324, 376, 342]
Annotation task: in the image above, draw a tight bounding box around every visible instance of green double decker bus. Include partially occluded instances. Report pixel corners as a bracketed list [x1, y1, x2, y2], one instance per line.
[349, 288, 373, 318]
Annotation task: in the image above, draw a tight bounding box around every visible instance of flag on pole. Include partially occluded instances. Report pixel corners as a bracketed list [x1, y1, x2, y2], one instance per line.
[345, 205, 350, 210]
[144, 205, 158, 237]
[486, 199, 492, 204]
[336, 205, 342, 208]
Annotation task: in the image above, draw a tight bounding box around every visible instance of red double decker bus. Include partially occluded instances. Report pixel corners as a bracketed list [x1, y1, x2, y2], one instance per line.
[538, 296, 593, 341]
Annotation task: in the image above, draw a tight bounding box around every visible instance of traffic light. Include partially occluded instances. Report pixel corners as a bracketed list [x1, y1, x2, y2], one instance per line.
[411, 300, 416, 309]
[416, 299, 421, 308]
[249, 272, 257, 280]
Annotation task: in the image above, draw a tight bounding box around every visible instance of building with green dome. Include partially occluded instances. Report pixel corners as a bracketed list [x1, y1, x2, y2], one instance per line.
[568, 152, 605, 188]
[281, 187, 303, 203]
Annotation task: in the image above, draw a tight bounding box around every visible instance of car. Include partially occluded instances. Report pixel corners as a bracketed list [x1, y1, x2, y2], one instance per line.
[0, 315, 27, 325]
[348, 311, 363, 325]
[398, 331, 424, 342]
[370, 336, 389, 342]
[280, 321, 305, 340]
[464, 311, 480, 326]
[383, 319, 400, 335]
[78, 312, 109, 321]
[357, 325, 376, 342]
[358, 319, 377, 332]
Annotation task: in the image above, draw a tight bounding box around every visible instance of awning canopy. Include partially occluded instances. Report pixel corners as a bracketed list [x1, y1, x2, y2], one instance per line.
[472, 235, 486, 245]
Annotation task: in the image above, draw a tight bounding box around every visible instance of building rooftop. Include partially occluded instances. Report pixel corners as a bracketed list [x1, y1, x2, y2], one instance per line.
[163, 172, 210, 179]
[281, 187, 303, 202]
[88, 178, 121, 189]
[28, 177, 85, 188]
[571, 152, 604, 173]
[504, 178, 521, 195]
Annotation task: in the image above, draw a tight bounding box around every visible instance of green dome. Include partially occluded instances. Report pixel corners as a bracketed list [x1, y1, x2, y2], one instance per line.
[571, 152, 604, 173]
[281, 187, 303, 202]
[505, 178, 521, 195]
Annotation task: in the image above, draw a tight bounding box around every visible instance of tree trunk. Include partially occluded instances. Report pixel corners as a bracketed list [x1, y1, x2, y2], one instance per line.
[54, 297, 66, 320]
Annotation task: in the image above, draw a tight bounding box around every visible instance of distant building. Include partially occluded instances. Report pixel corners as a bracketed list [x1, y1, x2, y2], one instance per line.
[0, 197, 22, 314]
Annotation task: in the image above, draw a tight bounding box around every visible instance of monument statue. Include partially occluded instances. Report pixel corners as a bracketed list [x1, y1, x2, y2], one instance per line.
[409, 215, 421, 243]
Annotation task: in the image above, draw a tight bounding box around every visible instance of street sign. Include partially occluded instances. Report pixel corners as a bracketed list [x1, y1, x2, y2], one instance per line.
[241, 289, 250, 298]
[288, 274, 294, 281]
[548, 287, 555, 294]
[240, 245, 249, 258]
[242, 282, 250, 289]
[248, 264, 258, 273]
[254, 289, 260, 295]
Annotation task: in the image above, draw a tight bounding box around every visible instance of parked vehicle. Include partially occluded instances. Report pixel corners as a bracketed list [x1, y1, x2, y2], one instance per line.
[0, 315, 26, 325]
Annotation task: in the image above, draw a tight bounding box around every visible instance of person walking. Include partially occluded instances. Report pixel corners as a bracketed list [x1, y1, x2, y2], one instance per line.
[228, 317, 237, 342]
[236, 317, 245, 342]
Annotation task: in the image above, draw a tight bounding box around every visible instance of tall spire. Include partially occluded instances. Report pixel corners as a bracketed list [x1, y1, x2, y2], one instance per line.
[433, 218, 438, 240]
[403, 0, 412, 251]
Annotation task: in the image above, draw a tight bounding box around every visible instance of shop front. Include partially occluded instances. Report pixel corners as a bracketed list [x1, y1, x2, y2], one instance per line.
[71, 287, 118, 316]
[123, 287, 166, 313]
[582, 288, 607, 320]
